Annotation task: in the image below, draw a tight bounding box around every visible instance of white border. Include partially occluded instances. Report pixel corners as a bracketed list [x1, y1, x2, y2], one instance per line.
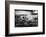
[9, 4, 43, 34]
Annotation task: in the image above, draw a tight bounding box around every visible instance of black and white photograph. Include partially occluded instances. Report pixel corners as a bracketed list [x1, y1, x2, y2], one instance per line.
[15, 9, 38, 27]
[5, 1, 45, 36]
